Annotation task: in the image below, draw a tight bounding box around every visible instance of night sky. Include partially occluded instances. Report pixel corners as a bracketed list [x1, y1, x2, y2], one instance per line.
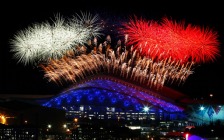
[0, 1, 224, 100]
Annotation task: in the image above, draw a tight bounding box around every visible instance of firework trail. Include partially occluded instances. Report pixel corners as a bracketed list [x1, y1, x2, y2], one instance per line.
[40, 38, 195, 90]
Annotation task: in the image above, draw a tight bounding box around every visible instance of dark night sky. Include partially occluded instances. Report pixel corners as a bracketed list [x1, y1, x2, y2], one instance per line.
[0, 1, 224, 100]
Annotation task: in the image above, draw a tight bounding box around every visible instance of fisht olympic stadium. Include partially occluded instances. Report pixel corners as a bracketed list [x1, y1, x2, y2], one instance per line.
[42, 75, 185, 113]
[35, 74, 223, 126]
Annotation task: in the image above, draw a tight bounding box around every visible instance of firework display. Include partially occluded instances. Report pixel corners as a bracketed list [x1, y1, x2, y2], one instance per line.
[10, 12, 220, 90]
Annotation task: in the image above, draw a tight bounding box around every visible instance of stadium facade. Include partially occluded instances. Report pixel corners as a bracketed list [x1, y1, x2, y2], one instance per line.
[37, 75, 222, 123]
[39, 75, 224, 126]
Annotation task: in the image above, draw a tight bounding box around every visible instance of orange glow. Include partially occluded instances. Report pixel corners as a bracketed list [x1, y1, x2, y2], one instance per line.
[0, 115, 6, 125]
[74, 118, 78, 123]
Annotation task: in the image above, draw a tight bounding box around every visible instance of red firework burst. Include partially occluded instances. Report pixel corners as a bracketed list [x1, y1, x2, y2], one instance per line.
[123, 16, 220, 64]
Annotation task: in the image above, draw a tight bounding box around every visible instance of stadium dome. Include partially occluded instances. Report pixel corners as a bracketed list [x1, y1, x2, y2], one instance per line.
[42, 75, 186, 119]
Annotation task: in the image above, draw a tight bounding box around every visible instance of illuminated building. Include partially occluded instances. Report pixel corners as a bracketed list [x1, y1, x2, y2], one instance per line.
[41, 75, 187, 123]
[39, 75, 224, 127]
[0, 100, 66, 140]
[0, 78, 223, 139]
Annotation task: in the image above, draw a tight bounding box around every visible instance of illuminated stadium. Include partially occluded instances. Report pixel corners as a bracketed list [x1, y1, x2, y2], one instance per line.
[41, 75, 187, 121]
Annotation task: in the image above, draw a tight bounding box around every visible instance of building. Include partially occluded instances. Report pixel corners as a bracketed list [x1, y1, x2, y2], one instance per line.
[0, 99, 66, 139]
[1, 75, 224, 139]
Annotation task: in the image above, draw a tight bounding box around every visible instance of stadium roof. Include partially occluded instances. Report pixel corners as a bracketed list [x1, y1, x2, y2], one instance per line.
[1, 75, 222, 113]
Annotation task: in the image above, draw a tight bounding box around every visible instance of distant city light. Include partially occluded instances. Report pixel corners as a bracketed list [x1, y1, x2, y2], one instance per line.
[0, 115, 6, 125]
[185, 133, 189, 140]
[63, 124, 67, 128]
[47, 124, 52, 128]
[210, 94, 213, 98]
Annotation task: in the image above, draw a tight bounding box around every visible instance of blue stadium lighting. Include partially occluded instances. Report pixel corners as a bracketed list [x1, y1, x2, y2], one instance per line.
[42, 78, 184, 113]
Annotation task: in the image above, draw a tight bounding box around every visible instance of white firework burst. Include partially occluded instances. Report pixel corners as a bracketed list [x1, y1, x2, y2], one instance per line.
[71, 11, 103, 37]
[10, 12, 103, 65]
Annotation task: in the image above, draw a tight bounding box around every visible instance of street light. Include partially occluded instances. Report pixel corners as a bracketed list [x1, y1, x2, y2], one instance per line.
[210, 94, 213, 98]
[73, 118, 78, 129]
[47, 124, 52, 132]
[143, 106, 150, 121]
[63, 124, 67, 129]
[143, 106, 150, 112]
[185, 133, 189, 140]
[48, 124, 52, 128]
[199, 106, 205, 125]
